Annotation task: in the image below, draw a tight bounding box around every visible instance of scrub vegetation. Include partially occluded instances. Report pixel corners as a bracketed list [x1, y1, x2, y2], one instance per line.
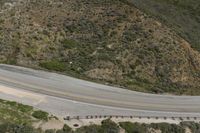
[0, 0, 199, 95]
[1, 99, 200, 133]
[130, 0, 200, 51]
[120, 121, 200, 133]
[0, 99, 49, 133]
[0, 99, 49, 124]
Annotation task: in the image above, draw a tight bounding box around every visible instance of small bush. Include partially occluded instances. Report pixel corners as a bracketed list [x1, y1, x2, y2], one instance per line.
[32, 110, 49, 121]
[119, 122, 148, 133]
[76, 119, 119, 133]
[45, 129, 56, 133]
[6, 59, 17, 65]
[0, 123, 42, 133]
[100, 119, 120, 133]
[56, 124, 72, 133]
[17, 104, 33, 113]
[62, 39, 78, 49]
[39, 60, 66, 72]
[120, 122, 185, 133]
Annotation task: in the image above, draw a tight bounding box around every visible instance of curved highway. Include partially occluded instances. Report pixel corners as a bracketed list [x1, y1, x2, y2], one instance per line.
[0, 64, 200, 115]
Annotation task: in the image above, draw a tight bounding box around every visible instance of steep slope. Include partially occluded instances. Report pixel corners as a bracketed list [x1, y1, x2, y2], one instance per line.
[129, 0, 200, 51]
[0, 0, 200, 95]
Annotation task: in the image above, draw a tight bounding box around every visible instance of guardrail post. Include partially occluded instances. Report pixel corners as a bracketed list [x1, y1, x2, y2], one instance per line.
[76, 116, 80, 120]
[64, 116, 70, 120]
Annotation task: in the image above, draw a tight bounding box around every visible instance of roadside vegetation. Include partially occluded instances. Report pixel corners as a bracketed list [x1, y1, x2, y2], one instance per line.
[120, 121, 200, 133]
[0, 99, 50, 132]
[0, 99, 50, 123]
[0, 123, 42, 133]
[75, 119, 120, 133]
[32, 110, 49, 121]
[39, 60, 67, 72]
[1, 99, 200, 133]
[0, 99, 32, 124]
[0, 0, 200, 95]
[1, 120, 200, 133]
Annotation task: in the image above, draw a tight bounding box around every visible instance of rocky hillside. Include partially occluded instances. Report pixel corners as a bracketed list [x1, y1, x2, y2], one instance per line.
[0, 0, 200, 95]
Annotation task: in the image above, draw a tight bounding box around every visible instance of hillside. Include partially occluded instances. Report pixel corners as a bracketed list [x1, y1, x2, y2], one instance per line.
[0, 0, 200, 95]
[130, 0, 200, 51]
[0, 99, 49, 133]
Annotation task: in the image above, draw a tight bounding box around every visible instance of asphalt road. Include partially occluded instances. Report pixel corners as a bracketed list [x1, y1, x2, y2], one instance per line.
[0, 64, 200, 115]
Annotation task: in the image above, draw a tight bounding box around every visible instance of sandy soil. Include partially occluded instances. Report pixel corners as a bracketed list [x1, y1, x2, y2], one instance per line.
[0, 84, 46, 104]
[33, 119, 64, 130]
[41, 120, 64, 130]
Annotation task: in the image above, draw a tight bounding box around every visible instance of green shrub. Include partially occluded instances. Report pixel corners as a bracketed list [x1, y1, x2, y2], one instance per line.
[76, 125, 101, 133]
[181, 122, 200, 133]
[6, 59, 17, 65]
[62, 39, 79, 49]
[76, 119, 119, 133]
[17, 104, 33, 113]
[39, 60, 66, 72]
[63, 124, 72, 132]
[100, 119, 120, 133]
[56, 124, 72, 133]
[32, 110, 49, 121]
[0, 123, 42, 133]
[119, 122, 148, 133]
[150, 123, 185, 133]
[120, 122, 185, 133]
[5, 101, 17, 106]
[45, 129, 56, 133]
